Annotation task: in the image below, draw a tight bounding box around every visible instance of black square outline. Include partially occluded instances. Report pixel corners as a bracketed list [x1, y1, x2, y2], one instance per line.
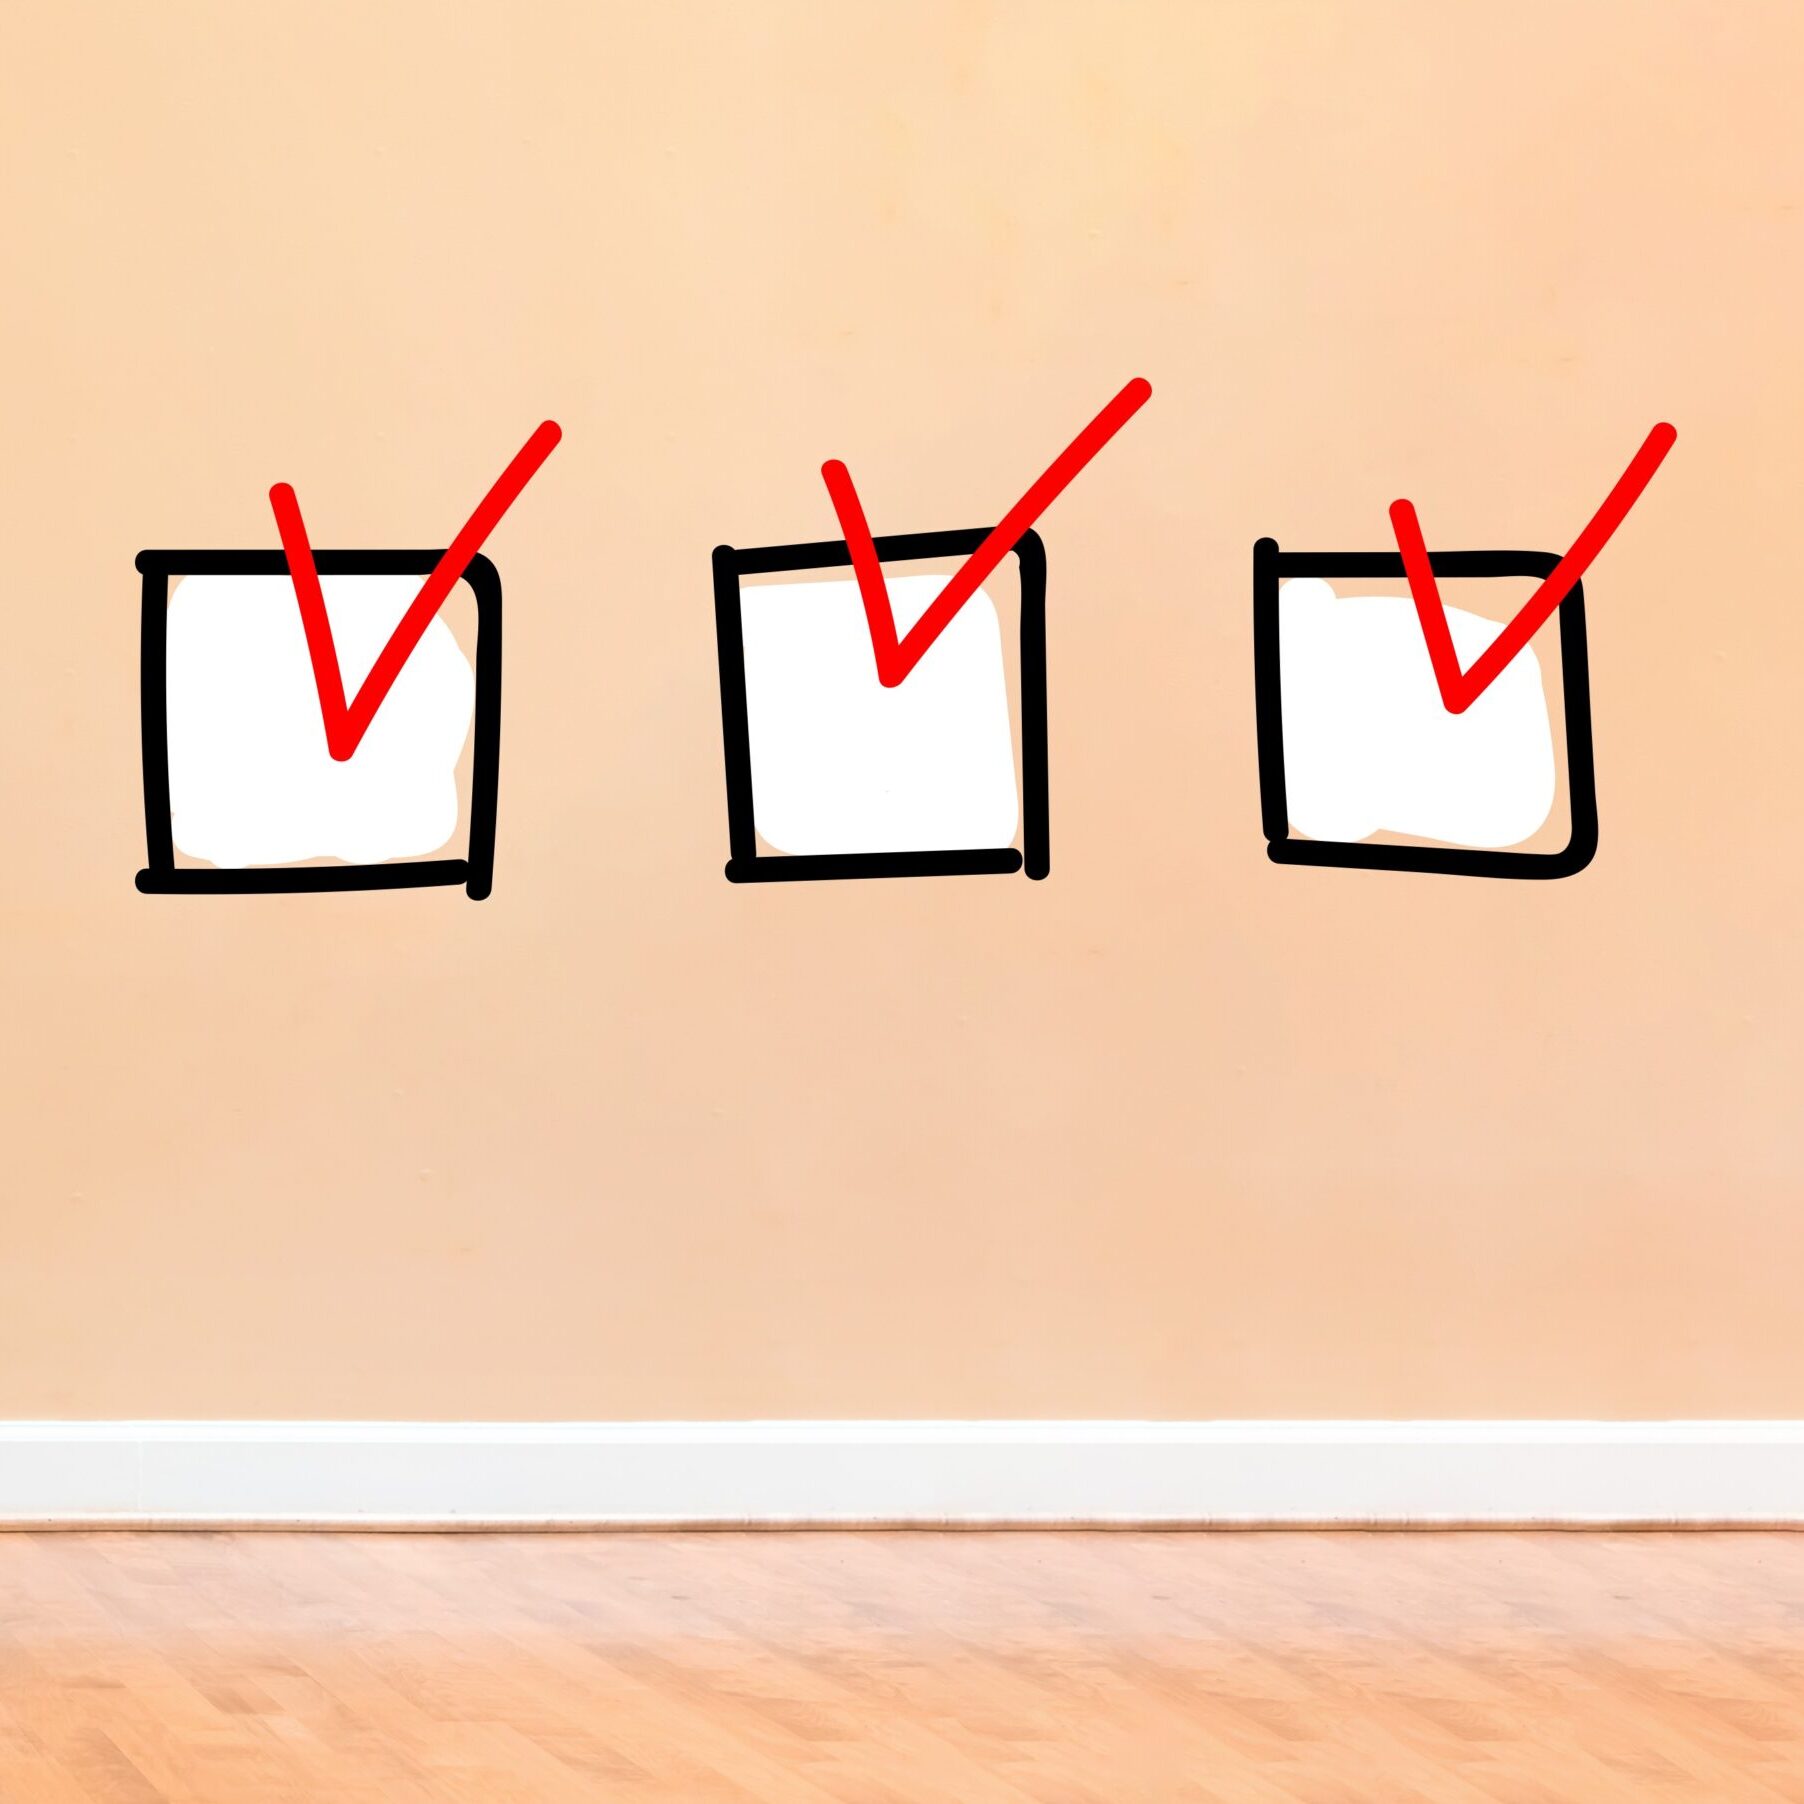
[134, 548, 501, 899]
[1252, 540, 1598, 879]
[712, 528, 1048, 883]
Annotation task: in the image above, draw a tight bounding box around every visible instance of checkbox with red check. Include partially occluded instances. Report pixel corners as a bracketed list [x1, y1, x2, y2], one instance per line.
[135, 425, 558, 900]
[712, 381, 1150, 884]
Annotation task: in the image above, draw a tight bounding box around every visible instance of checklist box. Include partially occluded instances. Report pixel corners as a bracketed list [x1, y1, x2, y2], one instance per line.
[1253, 541, 1598, 879]
[712, 528, 1048, 882]
[135, 549, 501, 898]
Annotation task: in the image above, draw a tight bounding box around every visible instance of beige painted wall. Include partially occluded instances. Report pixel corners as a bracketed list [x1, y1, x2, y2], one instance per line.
[1, 0, 1799, 1420]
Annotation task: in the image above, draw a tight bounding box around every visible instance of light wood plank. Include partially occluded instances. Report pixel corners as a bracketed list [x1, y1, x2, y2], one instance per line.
[2, 1531, 1803, 1801]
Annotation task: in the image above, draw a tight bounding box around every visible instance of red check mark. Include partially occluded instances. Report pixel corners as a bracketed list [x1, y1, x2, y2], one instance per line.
[1390, 422, 1676, 714]
[269, 421, 562, 760]
[822, 378, 1153, 687]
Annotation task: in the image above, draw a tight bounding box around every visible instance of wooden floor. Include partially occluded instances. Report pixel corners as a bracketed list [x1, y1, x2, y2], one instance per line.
[4, 1533, 1804, 1802]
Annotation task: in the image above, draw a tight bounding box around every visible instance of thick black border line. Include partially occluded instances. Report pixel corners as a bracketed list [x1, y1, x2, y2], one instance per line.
[1252, 542, 1598, 880]
[712, 527, 1048, 884]
[134, 548, 501, 899]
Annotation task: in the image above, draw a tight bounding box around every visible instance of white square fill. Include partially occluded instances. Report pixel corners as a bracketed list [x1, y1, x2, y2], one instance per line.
[164, 572, 475, 869]
[737, 573, 1019, 857]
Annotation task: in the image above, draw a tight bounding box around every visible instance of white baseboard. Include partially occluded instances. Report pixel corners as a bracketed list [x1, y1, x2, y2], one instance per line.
[2, 1421, 1801, 1528]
